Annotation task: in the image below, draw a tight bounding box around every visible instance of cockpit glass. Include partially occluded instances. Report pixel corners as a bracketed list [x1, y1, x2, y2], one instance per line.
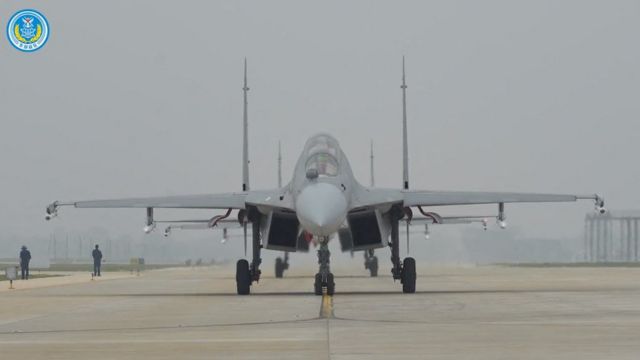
[306, 135, 339, 157]
[305, 153, 339, 177]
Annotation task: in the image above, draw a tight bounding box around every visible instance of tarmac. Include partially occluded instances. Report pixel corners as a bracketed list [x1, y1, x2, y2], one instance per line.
[1, 263, 640, 359]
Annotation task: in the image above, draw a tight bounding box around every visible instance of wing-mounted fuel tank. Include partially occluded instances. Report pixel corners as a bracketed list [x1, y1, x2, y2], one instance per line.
[261, 210, 302, 252]
[338, 208, 389, 252]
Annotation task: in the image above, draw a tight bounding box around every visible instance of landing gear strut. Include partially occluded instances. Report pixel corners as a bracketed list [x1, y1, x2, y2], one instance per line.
[389, 206, 416, 293]
[275, 252, 289, 278]
[364, 249, 378, 277]
[236, 209, 262, 295]
[314, 238, 335, 295]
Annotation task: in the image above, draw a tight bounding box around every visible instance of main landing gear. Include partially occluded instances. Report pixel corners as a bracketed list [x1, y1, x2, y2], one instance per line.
[314, 238, 335, 295]
[236, 210, 262, 295]
[390, 206, 416, 293]
[275, 252, 290, 278]
[364, 249, 378, 277]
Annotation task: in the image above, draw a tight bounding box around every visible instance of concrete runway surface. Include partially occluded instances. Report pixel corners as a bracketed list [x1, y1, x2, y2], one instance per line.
[1, 264, 640, 359]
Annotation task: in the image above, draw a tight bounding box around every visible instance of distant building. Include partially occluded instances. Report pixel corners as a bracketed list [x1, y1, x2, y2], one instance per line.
[585, 210, 640, 262]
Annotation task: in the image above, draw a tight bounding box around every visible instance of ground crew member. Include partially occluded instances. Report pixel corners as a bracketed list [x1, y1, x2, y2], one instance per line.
[19, 246, 31, 280]
[92, 245, 103, 276]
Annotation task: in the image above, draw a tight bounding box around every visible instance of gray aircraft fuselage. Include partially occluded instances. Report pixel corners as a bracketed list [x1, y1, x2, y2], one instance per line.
[289, 134, 357, 237]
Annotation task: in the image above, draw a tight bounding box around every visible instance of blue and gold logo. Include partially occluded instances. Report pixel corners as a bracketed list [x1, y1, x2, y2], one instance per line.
[6, 9, 49, 52]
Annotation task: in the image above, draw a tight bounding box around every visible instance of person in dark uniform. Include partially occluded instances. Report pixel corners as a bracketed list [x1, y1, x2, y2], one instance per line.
[19, 246, 31, 280]
[92, 244, 103, 276]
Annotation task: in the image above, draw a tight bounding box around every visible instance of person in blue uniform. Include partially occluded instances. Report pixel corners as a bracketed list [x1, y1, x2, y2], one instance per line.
[92, 245, 103, 276]
[19, 246, 31, 280]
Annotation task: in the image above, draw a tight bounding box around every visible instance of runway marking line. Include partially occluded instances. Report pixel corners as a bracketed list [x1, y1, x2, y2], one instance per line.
[0, 338, 318, 345]
[319, 291, 334, 318]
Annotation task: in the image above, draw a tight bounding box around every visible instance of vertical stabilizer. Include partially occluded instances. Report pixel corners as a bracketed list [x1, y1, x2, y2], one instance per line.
[242, 58, 250, 191]
[278, 141, 282, 188]
[401, 57, 409, 190]
[370, 140, 375, 187]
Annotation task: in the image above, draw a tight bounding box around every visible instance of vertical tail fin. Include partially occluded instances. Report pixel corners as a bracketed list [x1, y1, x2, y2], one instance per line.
[401, 56, 409, 190]
[242, 58, 250, 191]
[278, 141, 282, 188]
[370, 140, 375, 187]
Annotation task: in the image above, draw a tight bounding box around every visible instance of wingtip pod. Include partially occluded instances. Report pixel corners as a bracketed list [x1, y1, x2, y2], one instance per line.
[596, 195, 606, 214]
[576, 194, 606, 214]
[45, 201, 58, 220]
[597, 202, 606, 215]
[590, 194, 606, 214]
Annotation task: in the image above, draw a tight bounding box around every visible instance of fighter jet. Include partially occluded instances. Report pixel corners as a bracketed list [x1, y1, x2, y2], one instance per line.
[46, 58, 605, 295]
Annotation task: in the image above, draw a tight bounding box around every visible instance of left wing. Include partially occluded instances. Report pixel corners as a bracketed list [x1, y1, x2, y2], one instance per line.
[408, 215, 493, 225]
[352, 188, 605, 213]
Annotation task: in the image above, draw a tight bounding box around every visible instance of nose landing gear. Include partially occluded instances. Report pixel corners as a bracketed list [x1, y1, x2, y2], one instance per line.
[314, 238, 335, 295]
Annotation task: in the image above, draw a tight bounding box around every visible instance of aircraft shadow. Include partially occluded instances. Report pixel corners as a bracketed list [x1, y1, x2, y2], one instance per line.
[49, 287, 633, 298]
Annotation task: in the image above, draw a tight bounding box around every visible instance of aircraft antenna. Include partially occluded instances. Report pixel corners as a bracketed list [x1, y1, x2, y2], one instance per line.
[370, 140, 375, 187]
[277, 141, 283, 188]
[401, 56, 409, 190]
[242, 58, 250, 192]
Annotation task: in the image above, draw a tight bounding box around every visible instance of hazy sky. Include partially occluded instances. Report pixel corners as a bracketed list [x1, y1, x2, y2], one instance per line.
[1, 1, 639, 252]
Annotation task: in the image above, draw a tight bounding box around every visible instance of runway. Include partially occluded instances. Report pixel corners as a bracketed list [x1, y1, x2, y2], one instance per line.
[1, 264, 640, 359]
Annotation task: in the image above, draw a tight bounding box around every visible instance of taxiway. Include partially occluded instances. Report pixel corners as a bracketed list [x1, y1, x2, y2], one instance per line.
[1, 264, 639, 359]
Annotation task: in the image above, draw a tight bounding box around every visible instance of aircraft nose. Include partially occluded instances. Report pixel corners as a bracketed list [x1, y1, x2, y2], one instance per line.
[296, 183, 348, 236]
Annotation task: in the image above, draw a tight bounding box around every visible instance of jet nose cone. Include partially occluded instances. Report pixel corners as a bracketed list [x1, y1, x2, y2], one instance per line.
[296, 183, 348, 236]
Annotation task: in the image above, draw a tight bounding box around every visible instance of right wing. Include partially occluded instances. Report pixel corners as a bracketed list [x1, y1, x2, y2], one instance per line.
[46, 188, 296, 216]
[351, 188, 604, 212]
[408, 215, 494, 225]
[402, 190, 602, 207]
[69, 193, 245, 209]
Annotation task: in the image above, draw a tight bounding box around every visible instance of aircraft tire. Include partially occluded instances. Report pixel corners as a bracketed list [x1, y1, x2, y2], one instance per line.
[326, 273, 335, 296]
[369, 256, 378, 277]
[401, 257, 416, 293]
[275, 257, 284, 278]
[314, 273, 323, 295]
[236, 259, 251, 295]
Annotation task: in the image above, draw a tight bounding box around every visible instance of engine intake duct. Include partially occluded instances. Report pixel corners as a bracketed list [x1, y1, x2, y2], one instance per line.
[338, 209, 385, 251]
[263, 211, 300, 251]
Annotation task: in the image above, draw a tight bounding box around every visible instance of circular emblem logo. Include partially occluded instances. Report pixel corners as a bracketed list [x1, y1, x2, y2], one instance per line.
[6, 9, 49, 52]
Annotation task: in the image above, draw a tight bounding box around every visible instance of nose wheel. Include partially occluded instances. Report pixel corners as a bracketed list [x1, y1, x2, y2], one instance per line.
[314, 273, 335, 295]
[314, 238, 335, 295]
